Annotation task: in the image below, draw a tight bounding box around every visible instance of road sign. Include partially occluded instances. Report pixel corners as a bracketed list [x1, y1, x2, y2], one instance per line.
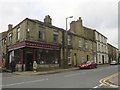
[93, 52, 97, 55]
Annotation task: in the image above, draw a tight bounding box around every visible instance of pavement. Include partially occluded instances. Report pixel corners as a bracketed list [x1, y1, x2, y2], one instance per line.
[98, 66, 120, 88]
[14, 67, 79, 75]
[12, 64, 110, 75]
[106, 72, 120, 88]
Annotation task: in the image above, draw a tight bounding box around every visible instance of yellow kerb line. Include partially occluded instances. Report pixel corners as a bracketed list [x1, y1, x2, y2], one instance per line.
[99, 72, 119, 88]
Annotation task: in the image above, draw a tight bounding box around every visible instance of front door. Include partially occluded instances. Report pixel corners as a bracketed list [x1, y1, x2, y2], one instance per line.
[87, 55, 89, 61]
[74, 53, 77, 66]
[26, 53, 33, 71]
[102, 55, 104, 64]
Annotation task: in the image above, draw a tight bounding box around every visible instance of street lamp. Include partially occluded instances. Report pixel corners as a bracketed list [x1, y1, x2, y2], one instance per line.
[66, 16, 73, 31]
[65, 16, 73, 67]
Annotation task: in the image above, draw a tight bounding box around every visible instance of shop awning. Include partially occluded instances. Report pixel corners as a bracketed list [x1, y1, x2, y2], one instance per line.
[7, 41, 61, 51]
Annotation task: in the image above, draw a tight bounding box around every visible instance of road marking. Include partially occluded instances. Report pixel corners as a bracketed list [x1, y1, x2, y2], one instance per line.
[99, 84, 103, 87]
[3, 78, 48, 87]
[64, 73, 80, 77]
[99, 72, 120, 88]
[93, 86, 99, 88]
[93, 84, 103, 88]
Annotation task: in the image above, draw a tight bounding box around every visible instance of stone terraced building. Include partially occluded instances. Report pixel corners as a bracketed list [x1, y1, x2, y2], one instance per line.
[0, 15, 119, 71]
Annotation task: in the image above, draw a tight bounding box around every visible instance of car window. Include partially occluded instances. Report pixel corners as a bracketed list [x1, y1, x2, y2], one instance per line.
[86, 61, 91, 63]
[82, 61, 87, 63]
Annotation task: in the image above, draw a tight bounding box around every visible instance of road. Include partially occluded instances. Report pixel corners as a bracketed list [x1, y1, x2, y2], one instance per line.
[2, 65, 119, 89]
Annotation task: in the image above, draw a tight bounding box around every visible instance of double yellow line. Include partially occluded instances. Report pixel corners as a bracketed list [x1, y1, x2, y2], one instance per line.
[99, 72, 120, 88]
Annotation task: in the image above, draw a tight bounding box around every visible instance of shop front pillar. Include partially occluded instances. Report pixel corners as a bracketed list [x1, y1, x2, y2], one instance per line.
[20, 49, 24, 71]
[33, 49, 36, 61]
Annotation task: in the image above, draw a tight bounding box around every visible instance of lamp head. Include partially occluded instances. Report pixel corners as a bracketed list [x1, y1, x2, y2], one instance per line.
[69, 16, 73, 18]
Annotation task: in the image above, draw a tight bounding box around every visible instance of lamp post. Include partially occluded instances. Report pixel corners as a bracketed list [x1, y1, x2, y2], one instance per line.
[65, 16, 73, 67]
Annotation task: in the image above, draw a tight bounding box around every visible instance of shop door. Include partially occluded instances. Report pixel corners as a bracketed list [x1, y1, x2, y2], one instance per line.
[26, 53, 33, 71]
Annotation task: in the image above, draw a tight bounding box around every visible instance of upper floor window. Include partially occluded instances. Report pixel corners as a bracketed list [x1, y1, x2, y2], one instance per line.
[98, 34, 100, 41]
[95, 32, 98, 40]
[85, 40, 88, 49]
[79, 39, 82, 47]
[68, 35, 71, 45]
[53, 32, 58, 43]
[39, 28, 45, 40]
[90, 42, 93, 49]
[102, 45, 103, 52]
[16, 27, 20, 40]
[2, 39, 6, 45]
[98, 44, 100, 51]
[8, 33, 12, 42]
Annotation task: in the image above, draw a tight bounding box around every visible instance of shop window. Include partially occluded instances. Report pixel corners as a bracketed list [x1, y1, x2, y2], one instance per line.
[53, 32, 58, 43]
[38, 50, 59, 64]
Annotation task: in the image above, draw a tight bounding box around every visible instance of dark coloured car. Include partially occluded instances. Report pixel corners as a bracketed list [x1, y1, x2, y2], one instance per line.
[79, 61, 97, 69]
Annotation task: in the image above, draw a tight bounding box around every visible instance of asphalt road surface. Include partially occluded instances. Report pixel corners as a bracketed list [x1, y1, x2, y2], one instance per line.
[2, 65, 119, 88]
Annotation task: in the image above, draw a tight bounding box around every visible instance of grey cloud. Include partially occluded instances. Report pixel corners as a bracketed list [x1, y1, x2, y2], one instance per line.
[0, 0, 119, 47]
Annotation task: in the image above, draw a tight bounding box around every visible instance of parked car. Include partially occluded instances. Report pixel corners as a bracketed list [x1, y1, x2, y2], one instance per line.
[110, 60, 117, 65]
[79, 61, 97, 69]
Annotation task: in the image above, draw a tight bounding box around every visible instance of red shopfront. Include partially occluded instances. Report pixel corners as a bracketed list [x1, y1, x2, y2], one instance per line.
[7, 41, 61, 71]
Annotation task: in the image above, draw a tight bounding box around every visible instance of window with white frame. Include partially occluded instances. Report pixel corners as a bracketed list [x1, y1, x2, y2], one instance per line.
[104, 45, 105, 53]
[16, 27, 20, 40]
[100, 44, 102, 52]
[102, 45, 104, 52]
[98, 43, 100, 51]
[68, 57, 71, 64]
[85, 40, 88, 49]
[39, 28, 45, 40]
[79, 39, 82, 47]
[53, 31, 58, 43]
[68, 35, 71, 45]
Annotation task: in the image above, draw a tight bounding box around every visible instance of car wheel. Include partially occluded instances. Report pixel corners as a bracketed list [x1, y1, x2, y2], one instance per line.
[95, 66, 97, 68]
[90, 66, 92, 69]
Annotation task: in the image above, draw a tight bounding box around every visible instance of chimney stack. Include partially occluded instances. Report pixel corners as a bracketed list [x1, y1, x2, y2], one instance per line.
[78, 17, 82, 26]
[8, 24, 13, 31]
[44, 15, 52, 25]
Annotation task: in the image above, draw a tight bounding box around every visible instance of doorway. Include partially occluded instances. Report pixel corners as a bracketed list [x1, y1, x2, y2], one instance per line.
[74, 53, 77, 66]
[87, 55, 89, 61]
[26, 53, 33, 71]
[102, 55, 104, 64]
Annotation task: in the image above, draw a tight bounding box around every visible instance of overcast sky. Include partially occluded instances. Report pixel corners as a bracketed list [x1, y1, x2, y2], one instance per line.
[0, 0, 119, 48]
